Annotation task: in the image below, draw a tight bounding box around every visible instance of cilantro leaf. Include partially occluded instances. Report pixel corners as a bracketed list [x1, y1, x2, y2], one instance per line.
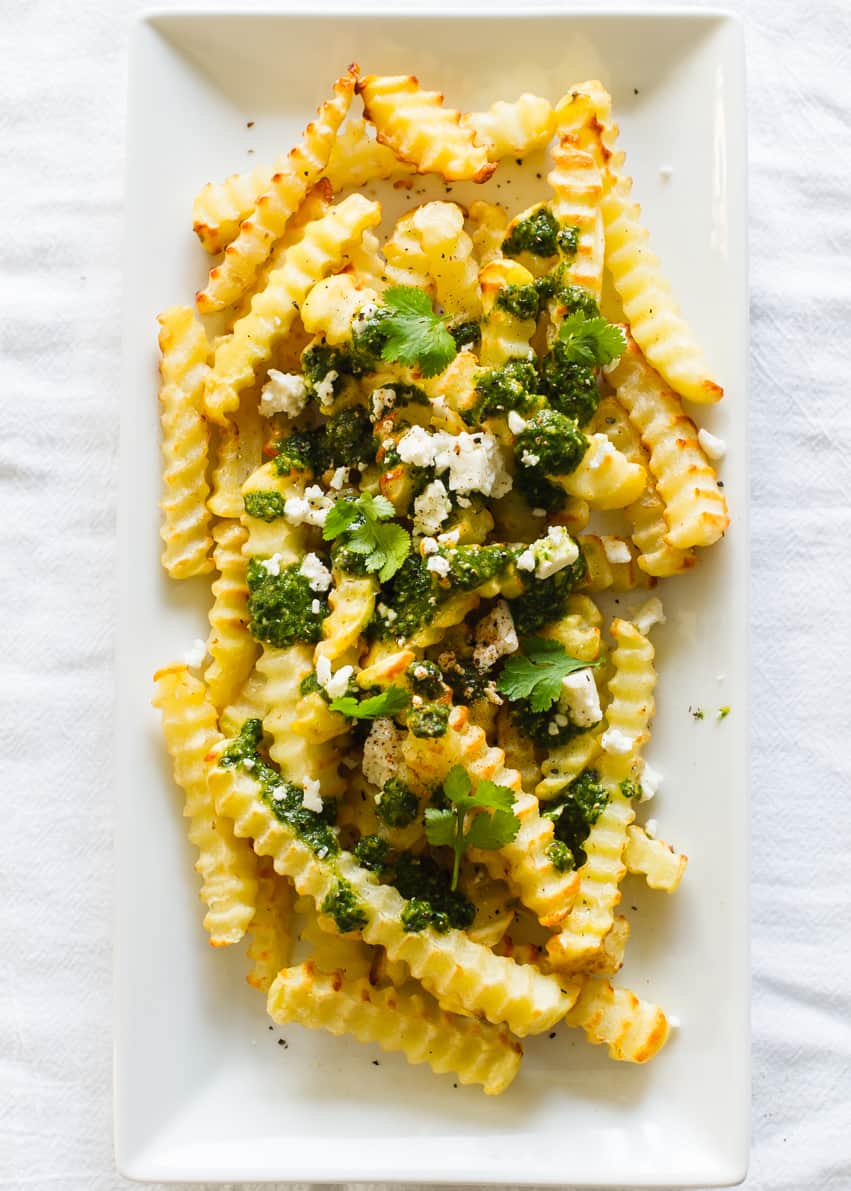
[497, 637, 599, 713]
[556, 311, 626, 369]
[443, 764, 472, 804]
[465, 807, 521, 850]
[329, 685, 410, 720]
[424, 764, 519, 889]
[323, 492, 411, 582]
[380, 286, 458, 379]
[423, 807, 456, 848]
[322, 499, 361, 541]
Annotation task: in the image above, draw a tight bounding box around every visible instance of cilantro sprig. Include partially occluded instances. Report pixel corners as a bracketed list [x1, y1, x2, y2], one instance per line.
[556, 310, 626, 369]
[329, 685, 410, 720]
[424, 765, 520, 890]
[323, 491, 411, 583]
[379, 286, 458, 379]
[497, 637, 600, 713]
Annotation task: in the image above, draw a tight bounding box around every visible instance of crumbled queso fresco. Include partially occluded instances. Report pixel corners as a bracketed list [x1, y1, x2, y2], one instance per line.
[516, 525, 579, 580]
[301, 777, 323, 813]
[284, 485, 333, 528]
[396, 426, 513, 498]
[259, 369, 308, 418]
[413, 479, 453, 536]
[559, 668, 602, 727]
[299, 553, 333, 592]
[314, 370, 339, 408]
[473, 600, 518, 671]
[316, 655, 352, 699]
[362, 718, 405, 789]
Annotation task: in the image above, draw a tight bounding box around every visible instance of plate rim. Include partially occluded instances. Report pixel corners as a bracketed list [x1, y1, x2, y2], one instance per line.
[115, 6, 750, 1184]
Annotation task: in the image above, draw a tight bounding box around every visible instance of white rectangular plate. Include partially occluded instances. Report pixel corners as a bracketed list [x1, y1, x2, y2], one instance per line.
[117, 6, 749, 1185]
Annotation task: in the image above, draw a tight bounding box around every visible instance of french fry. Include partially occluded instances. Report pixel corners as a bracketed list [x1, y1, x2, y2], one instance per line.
[204, 192, 381, 425]
[558, 80, 723, 403]
[153, 665, 257, 945]
[197, 68, 357, 313]
[157, 307, 214, 578]
[267, 962, 523, 1094]
[605, 334, 730, 549]
[358, 74, 496, 183]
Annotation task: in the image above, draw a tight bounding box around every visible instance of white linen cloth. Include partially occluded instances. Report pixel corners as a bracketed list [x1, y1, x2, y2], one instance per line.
[1, 1, 849, 1188]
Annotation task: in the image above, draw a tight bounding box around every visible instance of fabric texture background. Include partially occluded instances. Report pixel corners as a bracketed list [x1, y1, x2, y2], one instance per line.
[1, 1, 849, 1188]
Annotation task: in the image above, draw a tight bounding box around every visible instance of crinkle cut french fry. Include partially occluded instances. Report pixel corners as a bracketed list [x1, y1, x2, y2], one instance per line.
[605, 334, 730, 549]
[357, 74, 496, 183]
[578, 534, 655, 592]
[384, 202, 482, 317]
[197, 68, 357, 313]
[403, 705, 580, 928]
[207, 397, 265, 520]
[467, 200, 509, 267]
[324, 118, 416, 192]
[193, 163, 279, 255]
[301, 274, 380, 345]
[208, 751, 573, 1036]
[592, 395, 697, 577]
[479, 258, 537, 367]
[461, 93, 554, 160]
[205, 518, 257, 712]
[624, 824, 687, 892]
[157, 307, 214, 578]
[238, 460, 349, 795]
[247, 860, 294, 992]
[547, 619, 656, 972]
[555, 434, 646, 510]
[267, 962, 523, 1094]
[557, 80, 722, 403]
[204, 192, 382, 425]
[547, 131, 604, 304]
[565, 976, 669, 1063]
[153, 665, 257, 945]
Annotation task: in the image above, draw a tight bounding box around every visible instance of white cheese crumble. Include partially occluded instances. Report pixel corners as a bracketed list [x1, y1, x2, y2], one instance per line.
[329, 466, 349, 490]
[520, 450, 540, 468]
[659, 164, 673, 181]
[396, 427, 513, 498]
[426, 554, 451, 578]
[586, 435, 618, 470]
[437, 527, 461, 547]
[259, 369, 308, 418]
[314, 370, 339, 408]
[311, 598, 321, 615]
[413, 479, 452, 536]
[559, 669, 603, 727]
[698, 427, 727, 460]
[371, 386, 396, 420]
[315, 655, 353, 700]
[644, 818, 658, 839]
[516, 547, 535, 573]
[396, 425, 435, 468]
[182, 638, 208, 669]
[301, 778, 323, 814]
[284, 484, 333, 528]
[507, 410, 527, 435]
[667, 1014, 681, 1030]
[420, 536, 439, 556]
[259, 552, 285, 577]
[632, 597, 666, 636]
[473, 600, 518, 671]
[299, 552, 332, 592]
[602, 536, 632, 565]
[640, 761, 663, 802]
[529, 525, 580, 580]
[362, 718, 404, 790]
[601, 726, 635, 755]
